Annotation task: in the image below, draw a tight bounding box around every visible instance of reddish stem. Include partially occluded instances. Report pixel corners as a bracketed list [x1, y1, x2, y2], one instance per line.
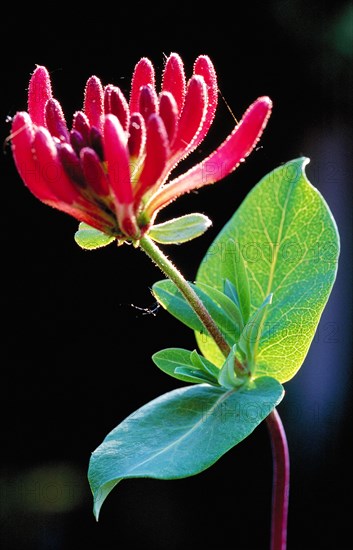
[266, 408, 290, 550]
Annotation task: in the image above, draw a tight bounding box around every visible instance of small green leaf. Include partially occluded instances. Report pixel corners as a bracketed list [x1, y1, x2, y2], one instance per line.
[152, 348, 206, 384]
[152, 348, 218, 385]
[74, 223, 115, 250]
[196, 282, 244, 331]
[224, 279, 241, 309]
[196, 158, 340, 382]
[217, 345, 245, 389]
[230, 241, 251, 323]
[88, 377, 284, 519]
[174, 367, 216, 385]
[152, 282, 204, 333]
[190, 350, 220, 379]
[152, 280, 240, 347]
[148, 213, 212, 244]
[238, 294, 273, 373]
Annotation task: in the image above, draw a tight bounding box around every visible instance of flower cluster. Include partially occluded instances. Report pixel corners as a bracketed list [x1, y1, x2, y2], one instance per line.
[11, 54, 272, 241]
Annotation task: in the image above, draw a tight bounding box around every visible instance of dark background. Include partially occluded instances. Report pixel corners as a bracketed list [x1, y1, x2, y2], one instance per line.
[1, 1, 352, 549]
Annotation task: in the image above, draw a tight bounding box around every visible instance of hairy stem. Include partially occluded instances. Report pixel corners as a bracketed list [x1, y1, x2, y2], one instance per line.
[139, 234, 289, 550]
[139, 235, 230, 358]
[266, 409, 290, 550]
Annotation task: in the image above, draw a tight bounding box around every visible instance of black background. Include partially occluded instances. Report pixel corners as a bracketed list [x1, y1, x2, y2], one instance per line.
[1, 2, 352, 549]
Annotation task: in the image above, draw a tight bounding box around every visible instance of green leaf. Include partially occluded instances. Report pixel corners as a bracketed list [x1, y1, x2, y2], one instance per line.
[152, 280, 240, 347]
[196, 282, 244, 332]
[196, 158, 340, 382]
[224, 279, 241, 309]
[152, 282, 204, 332]
[88, 377, 284, 519]
[174, 367, 216, 385]
[148, 213, 212, 244]
[217, 345, 245, 389]
[74, 223, 115, 250]
[228, 241, 251, 323]
[190, 350, 220, 379]
[152, 348, 218, 385]
[238, 294, 273, 373]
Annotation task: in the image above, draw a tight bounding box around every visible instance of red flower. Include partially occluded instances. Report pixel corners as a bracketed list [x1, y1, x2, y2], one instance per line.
[11, 54, 272, 240]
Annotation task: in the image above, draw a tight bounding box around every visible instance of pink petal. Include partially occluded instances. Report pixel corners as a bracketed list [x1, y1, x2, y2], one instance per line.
[11, 115, 112, 232]
[104, 84, 113, 113]
[73, 111, 90, 144]
[80, 147, 110, 196]
[171, 75, 207, 156]
[33, 130, 110, 228]
[45, 98, 70, 142]
[133, 114, 169, 207]
[192, 55, 218, 149]
[57, 142, 85, 187]
[139, 84, 159, 122]
[44, 193, 114, 232]
[119, 204, 139, 238]
[159, 91, 178, 144]
[89, 127, 104, 160]
[84, 76, 104, 132]
[70, 129, 85, 155]
[128, 112, 146, 158]
[110, 87, 130, 131]
[27, 66, 52, 126]
[104, 114, 132, 205]
[33, 127, 82, 203]
[146, 97, 273, 217]
[161, 53, 186, 114]
[11, 112, 56, 201]
[129, 58, 155, 114]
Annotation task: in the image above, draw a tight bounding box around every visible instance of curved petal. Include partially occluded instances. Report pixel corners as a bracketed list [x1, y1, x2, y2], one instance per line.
[84, 76, 104, 132]
[73, 111, 90, 144]
[11, 112, 56, 201]
[45, 98, 70, 142]
[128, 112, 146, 158]
[57, 142, 85, 187]
[104, 114, 132, 205]
[146, 96, 273, 217]
[192, 55, 218, 149]
[43, 198, 114, 233]
[133, 114, 169, 207]
[129, 58, 155, 114]
[171, 75, 208, 157]
[159, 91, 178, 144]
[109, 86, 130, 132]
[80, 147, 110, 196]
[33, 127, 83, 203]
[11, 114, 108, 230]
[139, 84, 159, 122]
[161, 53, 186, 114]
[27, 66, 52, 127]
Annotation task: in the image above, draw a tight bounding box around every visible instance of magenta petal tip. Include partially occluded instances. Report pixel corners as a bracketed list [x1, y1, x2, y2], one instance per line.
[28, 65, 53, 126]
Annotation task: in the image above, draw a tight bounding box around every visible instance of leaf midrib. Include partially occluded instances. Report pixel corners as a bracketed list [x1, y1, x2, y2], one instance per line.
[264, 180, 294, 298]
[126, 388, 234, 474]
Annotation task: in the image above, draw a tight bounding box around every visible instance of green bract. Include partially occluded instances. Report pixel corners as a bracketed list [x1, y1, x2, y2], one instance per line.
[74, 223, 115, 249]
[148, 213, 212, 244]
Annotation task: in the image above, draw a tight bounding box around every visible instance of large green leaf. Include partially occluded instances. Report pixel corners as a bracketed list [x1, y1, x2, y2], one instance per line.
[88, 377, 284, 519]
[196, 158, 339, 382]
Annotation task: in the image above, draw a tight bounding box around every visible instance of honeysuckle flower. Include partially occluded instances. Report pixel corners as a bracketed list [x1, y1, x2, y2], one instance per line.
[11, 54, 272, 242]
